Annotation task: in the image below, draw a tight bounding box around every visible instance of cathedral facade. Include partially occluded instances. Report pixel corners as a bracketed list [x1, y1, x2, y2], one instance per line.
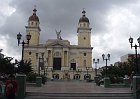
[24, 8, 94, 80]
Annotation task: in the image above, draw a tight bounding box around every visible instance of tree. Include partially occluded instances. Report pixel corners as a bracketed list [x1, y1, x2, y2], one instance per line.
[17, 60, 33, 75]
[100, 57, 140, 83]
[0, 50, 33, 75]
[0, 57, 16, 74]
[127, 56, 140, 74]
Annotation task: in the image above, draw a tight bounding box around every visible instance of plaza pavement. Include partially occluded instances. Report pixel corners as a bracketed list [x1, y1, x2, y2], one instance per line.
[25, 80, 133, 99]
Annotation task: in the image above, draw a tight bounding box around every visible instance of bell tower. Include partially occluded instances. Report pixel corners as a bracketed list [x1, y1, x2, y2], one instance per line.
[25, 7, 41, 46]
[77, 9, 92, 47]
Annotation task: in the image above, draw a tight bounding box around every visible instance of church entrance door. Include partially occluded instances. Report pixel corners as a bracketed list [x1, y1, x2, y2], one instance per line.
[53, 58, 61, 70]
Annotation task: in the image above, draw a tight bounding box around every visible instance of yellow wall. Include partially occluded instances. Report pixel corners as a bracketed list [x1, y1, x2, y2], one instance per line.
[27, 31, 39, 46]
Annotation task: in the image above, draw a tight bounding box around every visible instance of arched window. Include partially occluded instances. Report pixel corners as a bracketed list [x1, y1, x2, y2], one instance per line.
[84, 53, 86, 56]
[31, 22, 33, 25]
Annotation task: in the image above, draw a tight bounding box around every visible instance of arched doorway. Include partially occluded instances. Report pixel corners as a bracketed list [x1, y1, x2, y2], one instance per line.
[53, 74, 59, 79]
[84, 74, 91, 80]
[74, 74, 80, 80]
[53, 52, 61, 70]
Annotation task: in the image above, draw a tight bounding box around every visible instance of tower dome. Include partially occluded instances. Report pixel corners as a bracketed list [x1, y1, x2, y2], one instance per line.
[28, 8, 39, 22]
[79, 10, 89, 23]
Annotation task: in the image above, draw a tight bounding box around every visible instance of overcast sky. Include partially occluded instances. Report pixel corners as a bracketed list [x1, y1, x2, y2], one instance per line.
[0, 0, 140, 68]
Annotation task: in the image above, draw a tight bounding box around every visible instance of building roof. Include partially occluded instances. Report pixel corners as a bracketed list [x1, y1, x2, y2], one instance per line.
[28, 8, 39, 22]
[79, 10, 89, 23]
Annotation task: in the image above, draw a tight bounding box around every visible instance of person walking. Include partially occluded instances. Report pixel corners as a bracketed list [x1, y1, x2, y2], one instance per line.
[5, 74, 17, 99]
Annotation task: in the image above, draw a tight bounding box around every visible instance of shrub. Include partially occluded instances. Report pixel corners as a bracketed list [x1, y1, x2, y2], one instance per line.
[26, 73, 38, 83]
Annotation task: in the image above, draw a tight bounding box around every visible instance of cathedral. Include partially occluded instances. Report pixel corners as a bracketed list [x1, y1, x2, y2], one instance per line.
[24, 8, 94, 80]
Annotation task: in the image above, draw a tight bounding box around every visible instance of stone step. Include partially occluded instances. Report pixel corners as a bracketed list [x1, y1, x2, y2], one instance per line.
[26, 92, 133, 99]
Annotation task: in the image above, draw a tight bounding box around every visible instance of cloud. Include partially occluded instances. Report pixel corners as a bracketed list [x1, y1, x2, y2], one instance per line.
[0, 0, 140, 67]
[0, 34, 20, 59]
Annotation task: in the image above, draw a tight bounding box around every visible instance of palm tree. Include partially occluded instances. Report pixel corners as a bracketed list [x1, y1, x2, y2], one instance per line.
[17, 60, 33, 75]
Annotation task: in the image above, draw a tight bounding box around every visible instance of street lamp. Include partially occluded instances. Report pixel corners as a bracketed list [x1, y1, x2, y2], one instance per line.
[102, 54, 110, 77]
[129, 36, 140, 75]
[93, 58, 99, 76]
[17, 32, 31, 73]
[86, 67, 90, 80]
[75, 69, 82, 80]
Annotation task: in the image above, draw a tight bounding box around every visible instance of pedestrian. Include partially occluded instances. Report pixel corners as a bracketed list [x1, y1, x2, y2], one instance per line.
[5, 74, 17, 99]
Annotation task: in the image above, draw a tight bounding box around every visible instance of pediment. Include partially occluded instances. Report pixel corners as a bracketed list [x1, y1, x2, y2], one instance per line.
[46, 41, 69, 48]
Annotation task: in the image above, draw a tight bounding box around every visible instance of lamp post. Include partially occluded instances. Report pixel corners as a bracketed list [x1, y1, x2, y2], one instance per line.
[86, 67, 89, 75]
[129, 36, 140, 75]
[129, 37, 140, 99]
[17, 32, 31, 73]
[86, 67, 90, 80]
[75, 69, 82, 80]
[93, 58, 99, 76]
[102, 54, 110, 77]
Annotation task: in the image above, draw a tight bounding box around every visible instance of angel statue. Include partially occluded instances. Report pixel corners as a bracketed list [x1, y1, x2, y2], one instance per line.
[55, 29, 62, 40]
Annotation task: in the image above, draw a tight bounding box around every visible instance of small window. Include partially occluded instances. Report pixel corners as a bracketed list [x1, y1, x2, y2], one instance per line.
[84, 53, 86, 56]
[31, 22, 33, 25]
[29, 52, 32, 55]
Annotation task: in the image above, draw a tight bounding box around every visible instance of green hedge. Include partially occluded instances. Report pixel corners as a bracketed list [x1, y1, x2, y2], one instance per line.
[26, 73, 38, 83]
